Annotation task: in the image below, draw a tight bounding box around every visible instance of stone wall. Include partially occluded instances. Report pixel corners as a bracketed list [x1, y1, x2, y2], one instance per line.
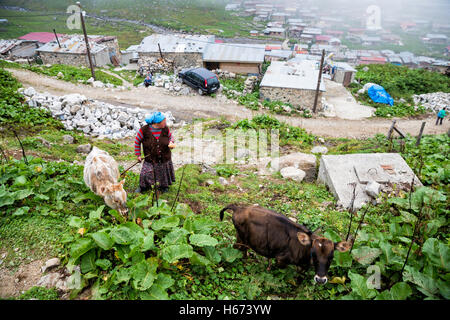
[39, 48, 110, 67]
[139, 52, 203, 70]
[260, 86, 323, 110]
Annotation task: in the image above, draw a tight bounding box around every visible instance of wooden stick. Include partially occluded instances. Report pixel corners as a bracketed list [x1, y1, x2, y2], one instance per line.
[387, 120, 396, 140]
[349, 205, 370, 253]
[346, 183, 357, 241]
[415, 122, 426, 147]
[170, 164, 186, 212]
[11, 127, 28, 165]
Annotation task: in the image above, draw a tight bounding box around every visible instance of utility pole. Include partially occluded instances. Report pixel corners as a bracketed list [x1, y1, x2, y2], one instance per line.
[312, 49, 325, 114]
[77, 2, 96, 80]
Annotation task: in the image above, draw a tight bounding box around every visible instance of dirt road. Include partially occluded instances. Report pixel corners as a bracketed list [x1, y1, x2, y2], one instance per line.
[9, 68, 449, 139]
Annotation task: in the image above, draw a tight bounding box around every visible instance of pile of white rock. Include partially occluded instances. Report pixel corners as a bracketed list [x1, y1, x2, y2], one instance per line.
[212, 69, 236, 79]
[412, 92, 450, 112]
[19, 87, 177, 139]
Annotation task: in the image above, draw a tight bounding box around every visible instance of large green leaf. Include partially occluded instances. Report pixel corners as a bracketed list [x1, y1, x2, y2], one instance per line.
[95, 259, 112, 271]
[352, 247, 382, 265]
[113, 267, 132, 285]
[91, 231, 114, 250]
[390, 282, 412, 300]
[162, 228, 189, 245]
[161, 244, 193, 263]
[334, 251, 352, 268]
[13, 175, 27, 186]
[89, 205, 105, 220]
[422, 238, 450, 272]
[13, 189, 33, 200]
[80, 249, 96, 273]
[70, 238, 95, 260]
[220, 247, 243, 263]
[348, 272, 377, 299]
[403, 266, 439, 298]
[151, 216, 180, 231]
[190, 252, 212, 266]
[12, 206, 30, 216]
[110, 226, 136, 245]
[68, 216, 83, 228]
[141, 231, 155, 252]
[203, 246, 221, 264]
[189, 234, 218, 247]
[140, 273, 174, 300]
[131, 258, 158, 291]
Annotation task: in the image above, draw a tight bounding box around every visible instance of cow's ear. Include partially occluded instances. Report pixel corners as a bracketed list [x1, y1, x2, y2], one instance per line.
[297, 232, 311, 245]
[334, 241, 351, 252]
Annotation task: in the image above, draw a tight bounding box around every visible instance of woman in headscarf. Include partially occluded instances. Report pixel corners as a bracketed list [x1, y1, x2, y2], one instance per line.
[134, 111, 176, 193]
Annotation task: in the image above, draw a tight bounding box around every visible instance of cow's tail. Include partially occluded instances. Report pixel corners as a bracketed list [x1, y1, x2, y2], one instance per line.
[220, 204, 239, 221]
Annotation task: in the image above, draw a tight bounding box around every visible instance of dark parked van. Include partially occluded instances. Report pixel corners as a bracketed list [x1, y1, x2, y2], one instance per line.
[178, 67, 220, 95]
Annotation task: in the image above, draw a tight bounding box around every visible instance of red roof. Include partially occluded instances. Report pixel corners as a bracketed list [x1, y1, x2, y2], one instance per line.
[215, 39, 224, 43]
[360, 56, 387, 62]
[316, 35, 332, 41]
[265, 45, 281, 51]
[18, 32, 64, 43]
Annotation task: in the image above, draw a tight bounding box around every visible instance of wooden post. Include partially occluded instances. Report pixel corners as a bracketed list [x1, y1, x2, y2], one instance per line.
[387, 120, 396, 140]
[53, 29, 61, 48]
[312, 49, 325, 114]
[77, 2, 96, 81]
[158, 43, 164, 59]
[416, 121, 426, 146]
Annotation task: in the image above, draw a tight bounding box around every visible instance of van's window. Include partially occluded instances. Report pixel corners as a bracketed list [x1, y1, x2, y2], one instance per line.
[207, 77, 218, 85]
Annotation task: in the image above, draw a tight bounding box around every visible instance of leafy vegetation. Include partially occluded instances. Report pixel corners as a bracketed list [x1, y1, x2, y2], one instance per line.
[233, 114, 316, 147]
[349, 64, 450, 118]
[0, 68, 62, 128]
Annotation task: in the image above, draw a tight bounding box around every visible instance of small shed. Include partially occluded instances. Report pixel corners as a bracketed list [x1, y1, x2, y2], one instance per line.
[330, 62, 357, 87]
[202, 43, 265, 74]
[0, 39, 39, 59]
[260, 60, 326, 110]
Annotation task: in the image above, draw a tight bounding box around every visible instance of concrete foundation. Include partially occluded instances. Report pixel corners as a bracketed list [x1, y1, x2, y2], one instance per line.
[317, 153, 422, 211]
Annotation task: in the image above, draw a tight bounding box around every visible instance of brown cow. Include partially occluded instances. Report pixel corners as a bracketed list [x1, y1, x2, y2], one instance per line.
[220, 204, 351, 284]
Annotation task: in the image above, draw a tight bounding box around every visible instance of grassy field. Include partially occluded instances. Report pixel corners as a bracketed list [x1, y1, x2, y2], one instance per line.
[0, 8, 152, 49]
[0, 66, 448, 301]
[0, 0, 258, 41]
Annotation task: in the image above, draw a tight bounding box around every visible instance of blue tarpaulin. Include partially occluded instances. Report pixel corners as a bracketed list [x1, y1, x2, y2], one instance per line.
[367, 84, 394, 106]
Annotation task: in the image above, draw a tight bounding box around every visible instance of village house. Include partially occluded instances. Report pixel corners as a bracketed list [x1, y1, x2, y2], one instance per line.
[315, 35, 332, 45]
[360, 35, 382, 46]
[422, 34, 448, 45]
[399, 51, 418, 68]
[249, 30, 259, 36]
[259, 60, 326, 110]
[302, 27, 322, 36]
[243, 8, 256, 16]
[264, 49, 294, 62]
[263, 27, 285, 38]
[137, 34, 215, 69]
[310, 44, 340, 56]
[36, 34, 119, 67]
[0, 39, 39, 60]
[19, 32, 64, 46]
[299, 34, 314, 44]
[271, 12, 289, 23]
[202, 43, 265, 74]
[36, 35, 111, 67]
[358, 56, 387, 65]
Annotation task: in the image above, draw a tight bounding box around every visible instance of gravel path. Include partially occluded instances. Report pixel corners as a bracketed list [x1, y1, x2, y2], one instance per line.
[8, 68, 450, 139]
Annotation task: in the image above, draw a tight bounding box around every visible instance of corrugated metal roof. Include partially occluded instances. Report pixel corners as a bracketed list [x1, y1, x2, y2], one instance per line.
[0, 39, 23, 54]
[203, 43, 265, 63]
[36, 35, 108, 54]
[137, 34, 215, 54]
[260, 60, 326, 91]
[265, 49, 293, 59]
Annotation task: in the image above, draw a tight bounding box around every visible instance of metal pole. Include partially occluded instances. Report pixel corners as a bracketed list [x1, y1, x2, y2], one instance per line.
[312, 49, 325, 114]
[77, 2, 96, 80]
[53, 29, 61, 48]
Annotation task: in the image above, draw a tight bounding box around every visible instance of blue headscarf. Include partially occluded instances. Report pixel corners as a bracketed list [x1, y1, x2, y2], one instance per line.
[145, 111, 166, 124]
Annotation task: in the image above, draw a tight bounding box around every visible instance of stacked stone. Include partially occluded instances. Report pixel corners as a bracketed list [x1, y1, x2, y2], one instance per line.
[212, 69, 236, 79]
[412, 92, 450, 112]
[137, 56, 174, 76]
[243, 75, 259, 95]
[19, 87, 177, 139]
